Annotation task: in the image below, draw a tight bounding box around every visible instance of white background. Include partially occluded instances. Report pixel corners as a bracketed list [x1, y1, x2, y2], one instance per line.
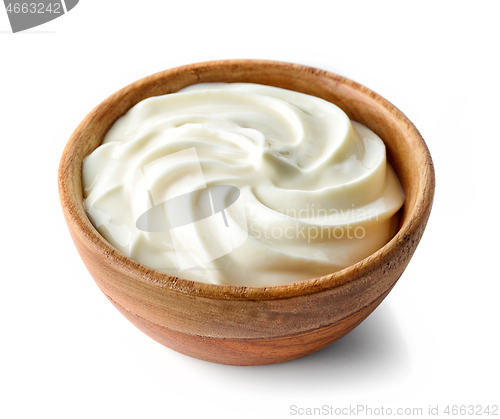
[1, 1, 499, 418]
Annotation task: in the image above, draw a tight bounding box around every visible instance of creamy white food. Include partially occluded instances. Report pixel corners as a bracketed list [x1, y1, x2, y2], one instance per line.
[82, 83, 404, 286]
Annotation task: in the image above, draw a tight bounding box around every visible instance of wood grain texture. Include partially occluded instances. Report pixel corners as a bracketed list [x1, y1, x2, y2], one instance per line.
[107, 283, 396, 366]
[58, 60, 435, 364]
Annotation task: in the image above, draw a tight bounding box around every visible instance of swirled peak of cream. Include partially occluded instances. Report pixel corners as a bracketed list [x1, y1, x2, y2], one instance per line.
[82, 83, 404, 286]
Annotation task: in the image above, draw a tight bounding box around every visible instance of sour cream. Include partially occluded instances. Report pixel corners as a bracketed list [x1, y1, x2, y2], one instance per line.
[82, 83, 404, 286]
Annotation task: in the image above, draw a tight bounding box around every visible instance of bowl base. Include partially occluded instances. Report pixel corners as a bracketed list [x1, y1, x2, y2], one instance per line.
[106, 286, 393, 366]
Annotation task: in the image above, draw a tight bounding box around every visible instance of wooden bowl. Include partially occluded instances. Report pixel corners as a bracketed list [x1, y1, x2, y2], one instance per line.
[58, 60, 435, 366]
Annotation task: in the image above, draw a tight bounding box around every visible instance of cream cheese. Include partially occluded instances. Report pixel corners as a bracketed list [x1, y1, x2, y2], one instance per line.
[82, 83, 404, 286]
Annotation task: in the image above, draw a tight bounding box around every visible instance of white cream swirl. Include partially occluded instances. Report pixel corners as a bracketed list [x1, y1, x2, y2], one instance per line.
[82, 83, 404, 286]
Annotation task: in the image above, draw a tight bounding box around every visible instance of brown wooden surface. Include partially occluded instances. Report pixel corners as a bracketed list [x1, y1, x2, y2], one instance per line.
[58, 60, 435, 364]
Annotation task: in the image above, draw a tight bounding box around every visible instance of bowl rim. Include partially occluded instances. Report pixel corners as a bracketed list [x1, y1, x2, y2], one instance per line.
[58, 59, 435, 301]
